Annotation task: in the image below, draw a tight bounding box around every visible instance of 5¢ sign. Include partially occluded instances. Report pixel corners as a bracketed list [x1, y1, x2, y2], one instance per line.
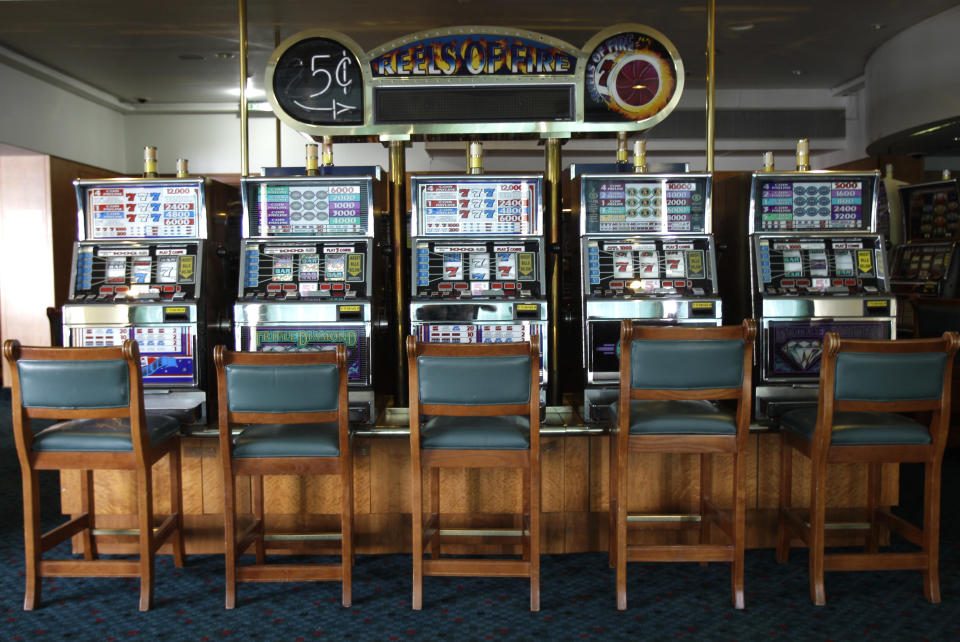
[268, 35, 364, 126]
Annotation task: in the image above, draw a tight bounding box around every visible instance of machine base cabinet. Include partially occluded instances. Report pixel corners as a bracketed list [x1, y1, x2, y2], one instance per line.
[61, 434, 897, 555]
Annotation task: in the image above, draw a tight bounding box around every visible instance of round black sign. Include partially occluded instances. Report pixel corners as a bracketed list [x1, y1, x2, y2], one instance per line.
[271, 37, 364, 126]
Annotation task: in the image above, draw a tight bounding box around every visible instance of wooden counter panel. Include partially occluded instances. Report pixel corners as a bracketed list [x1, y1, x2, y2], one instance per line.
[62, 431, 899, 556]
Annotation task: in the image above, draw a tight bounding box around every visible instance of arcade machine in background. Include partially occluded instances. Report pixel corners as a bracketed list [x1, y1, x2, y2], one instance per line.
[572, 141, 722, 422]
[889, 171, 960, 334]
[749, 139, 895, 421]
[409, 143, 548, 402]
[61, 148, 237, 423]
[233, 143, 382, 423]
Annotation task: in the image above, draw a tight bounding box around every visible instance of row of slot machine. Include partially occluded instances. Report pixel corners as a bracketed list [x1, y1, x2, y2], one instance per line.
[57, 153, 960, 425]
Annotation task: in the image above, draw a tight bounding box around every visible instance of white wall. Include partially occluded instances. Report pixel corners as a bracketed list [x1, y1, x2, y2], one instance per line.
[0, 52, 862, 176]
[0, 61, 125, 171]
[864, 4, 960, 145]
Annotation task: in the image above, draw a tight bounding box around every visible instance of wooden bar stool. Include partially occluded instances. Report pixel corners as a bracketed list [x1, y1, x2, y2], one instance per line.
[777, 331, 960, 605]
[3, 339, 185, 611]
[214, 345, 353, 609]
[611, 320, 756, 610]
[406, 336, 541, 611]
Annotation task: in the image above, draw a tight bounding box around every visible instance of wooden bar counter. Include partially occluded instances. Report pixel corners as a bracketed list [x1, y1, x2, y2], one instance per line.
[61, 406, 897, 555]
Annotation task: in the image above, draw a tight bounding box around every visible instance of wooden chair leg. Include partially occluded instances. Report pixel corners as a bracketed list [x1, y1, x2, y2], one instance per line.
[776, 433, 793, 564]
[808, 455, 828, 606]
[224, 470, 238, 610]
[430, 467, 440, 560]
[699, 453, 712, 567]
[252, 475, 266, 564]
[80, 469, 98, 561]
[529, 460, 541, 612]
[168, 445, 185, 568]
[615, 444, 628, 611]
[411, 458, 424, 610]
[731, 450, 746, 610]
[137, 467, 156, 612]
[922, 457, 943, 603]
[341, 460, 354, 608]
[608, 432, 617, 569]
[866, 462, 882, 554]
[21, 468, 41, 611]
[521, 471, 530, 562]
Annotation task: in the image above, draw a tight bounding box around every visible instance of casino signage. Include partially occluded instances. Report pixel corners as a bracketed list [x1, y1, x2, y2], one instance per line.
[266, 24, 684, 137]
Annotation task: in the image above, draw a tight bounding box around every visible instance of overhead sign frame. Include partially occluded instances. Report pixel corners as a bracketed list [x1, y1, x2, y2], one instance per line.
[265, 24, 684, 138]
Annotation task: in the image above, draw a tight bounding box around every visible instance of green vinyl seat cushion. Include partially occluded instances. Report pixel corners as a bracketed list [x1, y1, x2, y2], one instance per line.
[612, 400, 736, 435]
[780, 407, 932, 446]
[420, 415, 530, 450]
[232, 422, 341, 458]
[32, 414, 181, 452]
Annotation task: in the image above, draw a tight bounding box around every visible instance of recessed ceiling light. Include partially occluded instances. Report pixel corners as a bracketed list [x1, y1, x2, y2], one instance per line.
[178, 54, 205, 61]
[792, 69, 804, 77]
[216, 52, 236, 60]
[870, 23, 886, 30]
[728, 23, 755, 32]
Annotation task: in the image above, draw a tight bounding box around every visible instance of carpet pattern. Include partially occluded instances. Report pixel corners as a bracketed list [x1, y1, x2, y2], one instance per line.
[2, 389, 960, 639]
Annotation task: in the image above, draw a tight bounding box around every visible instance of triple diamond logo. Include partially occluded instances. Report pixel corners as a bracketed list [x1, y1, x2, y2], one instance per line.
[780, 339, 823, 372]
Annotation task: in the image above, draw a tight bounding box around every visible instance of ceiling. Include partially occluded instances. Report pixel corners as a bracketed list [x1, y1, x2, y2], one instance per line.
[0, 0, 957, 106]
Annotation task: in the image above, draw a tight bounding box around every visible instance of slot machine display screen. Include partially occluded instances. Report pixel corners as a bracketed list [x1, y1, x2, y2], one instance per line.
[245, 179, 372, 237]
[415, 178, 540, 236]
[755, 237, 886, 294]
[584, 237, 714, 296]
[242, 241, 368, 298]
[754, 177, 874, 231]
[84, 183, 201, 239]
[581, 176, 709, 234]
[413, 239, 542, 298]
[72, 243, 200, 300]
[901, 180, 960, 241]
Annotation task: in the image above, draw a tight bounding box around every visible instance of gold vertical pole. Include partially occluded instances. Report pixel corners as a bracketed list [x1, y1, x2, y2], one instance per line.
[544, 137, 562, 406]
[705, 0, 716, 172]
[274, 28, 282, 168]
[389, 140, 408, 406]
[238, 0, 249, 177]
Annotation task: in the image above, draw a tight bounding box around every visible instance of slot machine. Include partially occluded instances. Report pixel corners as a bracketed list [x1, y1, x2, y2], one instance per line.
[409, 174, 547, 398]
[748, 170, 894, 419]
[576, 172, 721, 421]
[62, 176, 236, 421]
[889, 177, 960, 301]
[232, 173, 380, 423]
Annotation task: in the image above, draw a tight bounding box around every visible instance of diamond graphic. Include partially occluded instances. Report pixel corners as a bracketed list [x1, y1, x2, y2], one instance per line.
[780, 340, 823, 371]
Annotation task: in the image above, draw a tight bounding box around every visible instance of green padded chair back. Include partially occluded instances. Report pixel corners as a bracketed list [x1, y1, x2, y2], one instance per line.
[225, 363, 340, 413]
[629, 339, 745, 390]
[833, 352, 947, 402]
[17, 359, 130, 409]
[417, 355, 531, 405]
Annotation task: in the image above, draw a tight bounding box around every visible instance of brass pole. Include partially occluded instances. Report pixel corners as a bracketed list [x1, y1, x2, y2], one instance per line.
[238, 0, 249, 177]
[705, 0, 716, 172]
[544, 138, 562, 406]
[274, 28, 282, 168]
[389, 140, 408, 406]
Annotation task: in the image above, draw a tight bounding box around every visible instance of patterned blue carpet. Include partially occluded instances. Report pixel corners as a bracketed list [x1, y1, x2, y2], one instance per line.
[2, 388, 960, 639]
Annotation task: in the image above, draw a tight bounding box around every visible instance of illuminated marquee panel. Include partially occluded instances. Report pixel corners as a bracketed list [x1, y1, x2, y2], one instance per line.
[237, 325, 370, 386]
[79, 182, 203, 240]
[71, 326, 197, 386]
